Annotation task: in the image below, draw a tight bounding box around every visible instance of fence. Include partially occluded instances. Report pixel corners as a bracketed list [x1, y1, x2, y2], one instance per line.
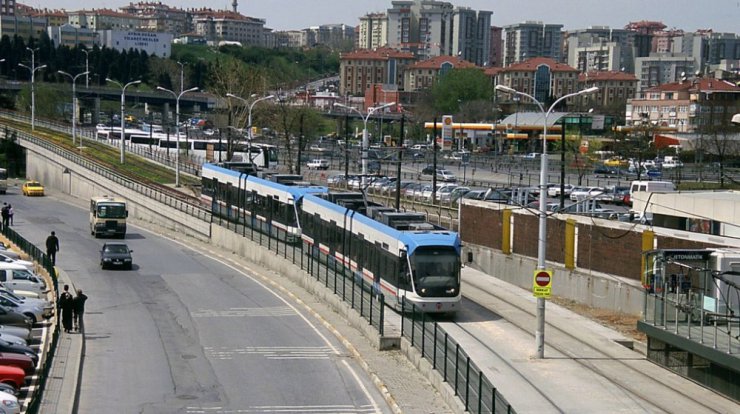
[1, 225, 59, 414]
[211, 209, 385, 334]
[401, 299, 516, 414]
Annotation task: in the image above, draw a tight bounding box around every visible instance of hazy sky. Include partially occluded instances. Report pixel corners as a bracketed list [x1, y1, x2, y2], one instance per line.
[33, 1, 740, 33]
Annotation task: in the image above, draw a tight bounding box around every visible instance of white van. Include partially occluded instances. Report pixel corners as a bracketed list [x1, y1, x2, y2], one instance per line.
[630, 180, 676, 198]
[0, 263, 47, 295]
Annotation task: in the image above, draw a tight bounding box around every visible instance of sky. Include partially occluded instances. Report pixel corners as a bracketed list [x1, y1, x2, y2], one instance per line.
[32, 1, 740, 33]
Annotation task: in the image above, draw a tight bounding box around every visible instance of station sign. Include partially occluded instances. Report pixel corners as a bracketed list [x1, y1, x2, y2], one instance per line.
[532, 269, 552, 298]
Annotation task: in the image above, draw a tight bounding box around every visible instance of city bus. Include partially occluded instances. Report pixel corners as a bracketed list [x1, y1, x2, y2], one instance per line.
[90, 196, 128, 238]
[0, 168, 7, 194]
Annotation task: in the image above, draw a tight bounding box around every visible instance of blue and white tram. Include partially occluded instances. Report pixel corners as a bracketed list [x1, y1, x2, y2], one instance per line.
[201, 163, 326, 242]
[300, 193, 462, 314]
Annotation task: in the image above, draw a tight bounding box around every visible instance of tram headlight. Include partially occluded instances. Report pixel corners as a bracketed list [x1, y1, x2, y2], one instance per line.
[446, 288, 456, 294]
[420, 288, 426, 294]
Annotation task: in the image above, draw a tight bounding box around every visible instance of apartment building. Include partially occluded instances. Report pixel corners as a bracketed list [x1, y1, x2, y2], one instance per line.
[503, 21, 563, 67]
[68, 9, 141, 31]
[339, 47, 415, 96]
[578, 70, 638, 108]
[192, 10, 265, 46]
[403, 55, 477, 91]
[626, 77, 740, 133]
[496, 57, 580, 104]
[358, 13, 387, 50]
[119, 1, 190, 36]
[565, 26, 634, 73]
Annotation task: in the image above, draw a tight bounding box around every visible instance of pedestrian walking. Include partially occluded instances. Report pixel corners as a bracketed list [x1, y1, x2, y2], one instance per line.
[7, 204, 13, 226]
[46, 231, 60, 265]
[73, 289, 88, 333]
[58, 284, 74, 333]
[0, 203, 8, 229]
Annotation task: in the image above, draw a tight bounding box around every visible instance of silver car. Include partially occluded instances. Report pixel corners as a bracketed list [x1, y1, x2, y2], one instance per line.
[0, 294, 46, 324]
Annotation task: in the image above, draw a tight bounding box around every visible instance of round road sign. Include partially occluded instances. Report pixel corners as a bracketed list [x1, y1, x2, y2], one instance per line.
[535, 271, 551, 287]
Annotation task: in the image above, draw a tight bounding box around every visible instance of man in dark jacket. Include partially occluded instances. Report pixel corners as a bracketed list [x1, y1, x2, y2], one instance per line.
[58, 284, 74, 333]
[73, 289, 88, 333]
[46, 231, 59, 265]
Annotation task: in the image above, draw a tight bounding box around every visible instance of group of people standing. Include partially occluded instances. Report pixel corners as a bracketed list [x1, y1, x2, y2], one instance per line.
[0, 203, 13, 229]
[58, 284, 87, 333]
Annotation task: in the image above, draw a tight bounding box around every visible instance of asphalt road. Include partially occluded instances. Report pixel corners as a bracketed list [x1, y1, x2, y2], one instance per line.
[7, 185, 391, 414]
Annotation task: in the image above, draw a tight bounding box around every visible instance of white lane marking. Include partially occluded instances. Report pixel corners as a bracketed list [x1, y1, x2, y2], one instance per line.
[185, 404, 378, 413]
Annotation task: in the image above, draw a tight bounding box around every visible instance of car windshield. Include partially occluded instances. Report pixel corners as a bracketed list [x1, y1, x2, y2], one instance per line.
[105, 245, 129, 254]
[27, 182, 41, 186]
[97, 203, 126, 218]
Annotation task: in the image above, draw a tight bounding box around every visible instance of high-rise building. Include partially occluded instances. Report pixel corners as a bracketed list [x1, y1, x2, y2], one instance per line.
[358, 13, 387, 49]
[634, 54, 697, 91]
[386, 0, 491, 65]
[503, 21, 563, 67]
[0, 0, 14, 16]
[451, 7, 491, 66]
[489, 26, 503, 67]
[565, 26, 634, 72]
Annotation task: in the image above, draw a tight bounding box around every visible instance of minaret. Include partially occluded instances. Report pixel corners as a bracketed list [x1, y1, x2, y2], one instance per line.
[232, 0, 237, 13]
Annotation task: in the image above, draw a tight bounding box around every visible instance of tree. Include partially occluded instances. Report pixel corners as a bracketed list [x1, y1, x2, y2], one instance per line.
[429, 68, 493, 114]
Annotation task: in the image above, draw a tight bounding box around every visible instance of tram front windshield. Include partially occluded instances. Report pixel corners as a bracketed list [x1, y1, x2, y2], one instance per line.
[411, 247, 460, 296]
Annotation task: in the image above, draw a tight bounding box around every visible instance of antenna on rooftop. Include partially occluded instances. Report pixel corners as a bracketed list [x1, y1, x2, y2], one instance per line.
[232, 0, 238, 13]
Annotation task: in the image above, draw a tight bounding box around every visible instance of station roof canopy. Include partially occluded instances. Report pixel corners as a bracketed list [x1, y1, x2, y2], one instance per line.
[499, 112, 568, 129]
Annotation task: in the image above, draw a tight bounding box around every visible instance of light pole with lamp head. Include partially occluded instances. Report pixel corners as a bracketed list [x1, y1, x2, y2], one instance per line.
[158, 86, 199, 187]
[333, 102, 396, 187]
[495, 84, 599, 359]
[58, 70, 89, 146]
[177, 61, 185, 93]
[106, 78, 141, 164]
[226, 93, 274, 163]
[18, 47, 46, 131]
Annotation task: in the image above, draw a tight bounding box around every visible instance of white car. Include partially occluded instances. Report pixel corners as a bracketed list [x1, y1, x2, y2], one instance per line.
[0, 390, 19, 414]
[306, 159, 329, 170]
[0, 253, 33, 269]
[570, 186, 604, 201]
[547, 184, 574, 198]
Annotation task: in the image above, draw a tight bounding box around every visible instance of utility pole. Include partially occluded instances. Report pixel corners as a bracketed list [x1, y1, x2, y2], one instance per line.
[395, 113, 404, 210]
[432, 118, 438, 203]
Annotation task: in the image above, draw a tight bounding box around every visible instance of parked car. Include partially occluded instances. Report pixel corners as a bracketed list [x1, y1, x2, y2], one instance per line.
[570, 186, 605, 201]
[21, 181, 44, 197]
[0, 254, 33, 270]
[306, 159, 329, 170]
[326, 174, 347, 186]
[0, 382, 18, 397]
[0, 307, 32, 329]
[0, 292, 50, 323]
[0, 264, 47, 295]
[418, 166, 457, 182]
[0, 339, 37, 365]
[0, 352, 35, 375]
[595, 186, 630, 205]
[0, 389, 20, 414]
[100, 242, 134, 270]
[0, 331, 26, 347]
[547, 184, 574, 198]
[0, 326, 30, 341]
[449, 187, 471, 203]
[0, 365, 27, 392]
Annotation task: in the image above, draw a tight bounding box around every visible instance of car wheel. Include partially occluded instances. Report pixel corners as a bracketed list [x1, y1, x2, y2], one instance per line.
[126, 263, 132, 270]
[24, 313, 37, 324]
[100, 262, 106, 270]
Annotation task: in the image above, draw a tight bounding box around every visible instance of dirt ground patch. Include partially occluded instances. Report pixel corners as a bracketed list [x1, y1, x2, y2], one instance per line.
[551, 297, 647, 343]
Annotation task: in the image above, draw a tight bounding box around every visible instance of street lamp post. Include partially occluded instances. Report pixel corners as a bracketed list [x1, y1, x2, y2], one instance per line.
[495, 84, 598, 359]
[226, 93, 275, 163]
[58, 70, 89, 146]
[81, 49, 90, 88]
[106, 78, 141, 164]
[333, 102, 396, 188]
[18, 47, 46, 131]
[158, 86, 199, 187]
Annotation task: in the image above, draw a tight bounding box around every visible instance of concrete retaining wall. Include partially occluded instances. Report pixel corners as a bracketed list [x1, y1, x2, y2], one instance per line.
[23, 140, 210, 240]
[466, 243, 645, 315]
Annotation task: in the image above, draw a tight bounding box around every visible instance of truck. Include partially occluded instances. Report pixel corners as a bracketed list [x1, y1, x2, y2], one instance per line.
[90, 196, 128, 238]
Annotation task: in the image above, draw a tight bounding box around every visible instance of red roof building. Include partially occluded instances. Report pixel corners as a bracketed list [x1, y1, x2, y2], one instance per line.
[403, 55, 478, 91]
[339, 47, 415, 96]
[497, 57, 580, 104]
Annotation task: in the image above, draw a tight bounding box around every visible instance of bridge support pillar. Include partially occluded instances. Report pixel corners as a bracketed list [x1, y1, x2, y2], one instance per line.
[92, 97, 101, 125]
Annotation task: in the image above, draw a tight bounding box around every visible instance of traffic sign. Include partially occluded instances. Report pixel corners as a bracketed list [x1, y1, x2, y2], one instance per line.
[533, 269, 552, 298]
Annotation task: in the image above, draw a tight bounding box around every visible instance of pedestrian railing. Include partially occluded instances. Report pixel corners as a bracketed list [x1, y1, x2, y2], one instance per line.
[400, 299, 516, 414]
[212, 209, 385, 334]
[0, 225, 59, 414]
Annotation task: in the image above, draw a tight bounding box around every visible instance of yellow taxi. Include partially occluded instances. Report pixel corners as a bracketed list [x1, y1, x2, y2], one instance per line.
[21, 180, 44, 196]
[604, 157, 628, 167]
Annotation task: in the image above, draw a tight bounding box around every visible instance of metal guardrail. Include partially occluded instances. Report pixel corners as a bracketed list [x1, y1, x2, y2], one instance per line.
[401, 300, 516, 414]
[1, 226, 59, 414]
[212, 210, 385, 334]
[0, 124, 211, 223]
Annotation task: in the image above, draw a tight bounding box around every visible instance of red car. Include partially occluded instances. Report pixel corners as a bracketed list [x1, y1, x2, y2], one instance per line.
[0, 365, 26, 390]
[0, 353, 35, 375]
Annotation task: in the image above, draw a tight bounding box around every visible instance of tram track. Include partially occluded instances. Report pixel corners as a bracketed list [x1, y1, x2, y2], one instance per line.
[456, 276, 737, 413]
